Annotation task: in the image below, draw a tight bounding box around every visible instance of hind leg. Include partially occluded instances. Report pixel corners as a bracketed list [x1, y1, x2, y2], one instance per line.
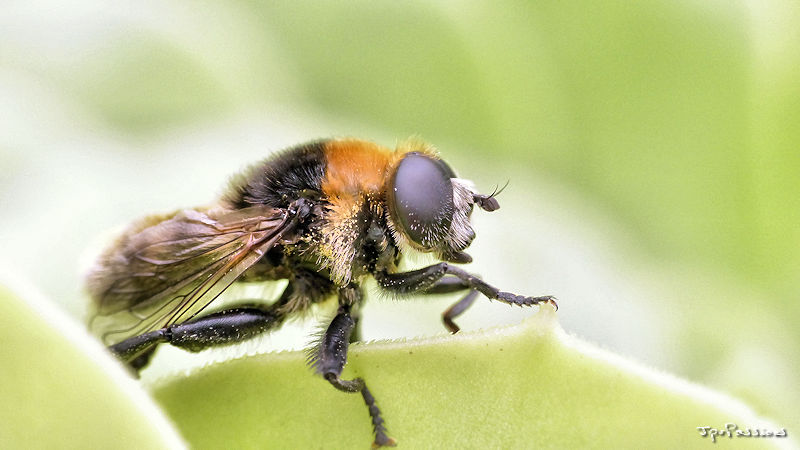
[109, 304, 288, 373]
[109, 270, 334, 372]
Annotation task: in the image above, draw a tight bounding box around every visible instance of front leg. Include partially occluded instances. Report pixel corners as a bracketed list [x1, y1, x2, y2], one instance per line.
[309, 304, 395, 448]
[375, 263, 557, 328]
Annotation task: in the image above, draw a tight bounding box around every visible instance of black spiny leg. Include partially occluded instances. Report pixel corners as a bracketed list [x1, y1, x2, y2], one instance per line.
[442, 290, 479, 334]
[310, 305, 395, 448]
[109, 305, 287, 372]
[349, 311, 363, 344]
[338, 284, 364, 343]
[109, 270, 335, 373]
[422, 277, 479, 334]
[422, 276, 470, 294]
[375, 263, 557, 329]
[128, 345, 158, 372]
[109, 282, 298, 372]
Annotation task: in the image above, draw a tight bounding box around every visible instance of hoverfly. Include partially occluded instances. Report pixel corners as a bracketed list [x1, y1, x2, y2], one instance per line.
[87, 138, 556, 447]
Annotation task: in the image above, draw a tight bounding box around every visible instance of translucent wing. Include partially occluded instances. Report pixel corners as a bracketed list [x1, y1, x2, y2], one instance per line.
[87, 205, 299, 345]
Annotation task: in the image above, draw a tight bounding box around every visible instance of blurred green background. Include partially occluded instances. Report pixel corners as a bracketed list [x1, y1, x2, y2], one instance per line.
[1, 0, 798, 434]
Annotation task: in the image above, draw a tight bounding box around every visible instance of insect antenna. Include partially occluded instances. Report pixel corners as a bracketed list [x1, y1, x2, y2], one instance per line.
[487, 179, 510, 199]
[473, 180, 509, 212]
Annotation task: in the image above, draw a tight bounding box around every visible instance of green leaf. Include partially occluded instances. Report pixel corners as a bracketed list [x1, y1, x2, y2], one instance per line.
[0, 280, 184, 449]
[149, 307, 782, 449]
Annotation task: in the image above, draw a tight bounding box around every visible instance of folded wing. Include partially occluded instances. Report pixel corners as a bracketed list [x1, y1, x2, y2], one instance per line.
[87, 205, 297, 345]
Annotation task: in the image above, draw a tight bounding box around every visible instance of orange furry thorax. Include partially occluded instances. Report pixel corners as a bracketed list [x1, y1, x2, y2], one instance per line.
[320, 139, 396, 199]
[320, 138, 439, 201]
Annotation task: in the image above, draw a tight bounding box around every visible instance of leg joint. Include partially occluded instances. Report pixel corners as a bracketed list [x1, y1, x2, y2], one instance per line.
[324, 372, 364, 393]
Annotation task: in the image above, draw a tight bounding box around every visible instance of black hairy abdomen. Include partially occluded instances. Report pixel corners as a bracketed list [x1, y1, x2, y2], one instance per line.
[225, 140, 328, 209]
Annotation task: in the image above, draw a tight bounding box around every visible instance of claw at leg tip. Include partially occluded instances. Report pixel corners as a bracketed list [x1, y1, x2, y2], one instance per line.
[372, 437, 397, 448]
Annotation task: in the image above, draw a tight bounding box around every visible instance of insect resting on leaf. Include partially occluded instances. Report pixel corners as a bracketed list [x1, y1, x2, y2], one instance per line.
[86, 137, 556, 447]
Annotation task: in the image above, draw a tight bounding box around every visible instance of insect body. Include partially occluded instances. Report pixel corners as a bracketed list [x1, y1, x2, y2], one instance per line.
[87, 138, 555, 447]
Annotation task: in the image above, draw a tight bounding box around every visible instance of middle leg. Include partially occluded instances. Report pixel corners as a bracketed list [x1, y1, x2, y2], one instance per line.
[308, 286, 395, 448]
[422, 277, 481, 334]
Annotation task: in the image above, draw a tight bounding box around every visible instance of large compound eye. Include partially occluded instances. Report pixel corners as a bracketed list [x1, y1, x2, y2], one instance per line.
[388, 152, 455, 248]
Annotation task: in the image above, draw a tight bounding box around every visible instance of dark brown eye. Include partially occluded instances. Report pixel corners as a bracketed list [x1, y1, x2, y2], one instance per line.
[388, 152, 455, 248]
